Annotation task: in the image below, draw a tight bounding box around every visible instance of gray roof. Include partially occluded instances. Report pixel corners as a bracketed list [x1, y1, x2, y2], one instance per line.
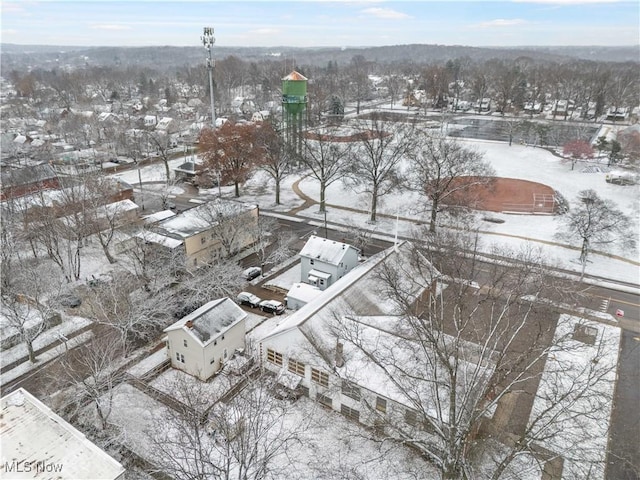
[1, 163, 57, 188]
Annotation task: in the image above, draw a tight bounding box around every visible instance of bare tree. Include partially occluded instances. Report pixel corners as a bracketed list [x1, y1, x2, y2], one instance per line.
[56, 332, 124, 430]
[149, 372, 308, 480]
[408, 132, 494, 233]
[84, 272, 176, 356]
[345, 116, 416, 223]
[300, 126, 351, 213]
[248, 215, 296, 274]
[255, 120, 291, 205]
[333, 233, 614, 479]
[555, 189, 635, 280]
[194, 199, 257, 258]
[0, 248, 61, 363]
[146, 130, 174, 182]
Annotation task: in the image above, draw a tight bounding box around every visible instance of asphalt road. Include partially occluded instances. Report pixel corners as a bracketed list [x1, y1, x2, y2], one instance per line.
[606, 329, 640, 479]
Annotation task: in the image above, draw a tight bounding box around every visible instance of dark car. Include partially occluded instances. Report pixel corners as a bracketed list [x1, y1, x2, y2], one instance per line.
[237, 291, 262, 308]
[243, 267, 261, 281]
[259, 300, 285, 315]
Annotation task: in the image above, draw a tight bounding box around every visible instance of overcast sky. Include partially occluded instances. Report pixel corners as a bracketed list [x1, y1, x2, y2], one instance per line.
[2, 0, 638, 48]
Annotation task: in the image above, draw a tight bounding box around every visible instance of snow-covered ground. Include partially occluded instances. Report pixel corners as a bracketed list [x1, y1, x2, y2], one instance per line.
[295, 140, 639, 285]
[103, 381, 437, 479]
[109, 140, 638, 287]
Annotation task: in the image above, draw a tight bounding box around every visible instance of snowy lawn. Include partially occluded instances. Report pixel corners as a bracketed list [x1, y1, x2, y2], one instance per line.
[263, 262, 301, 292]
[103, 382, 437, 479]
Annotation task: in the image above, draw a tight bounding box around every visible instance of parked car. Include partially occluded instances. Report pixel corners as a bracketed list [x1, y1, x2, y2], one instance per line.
[237, 291, 262, 308]
[259, 299, 285, 315]
[243, 266, 262, 281]
[58, 294, 82, 308]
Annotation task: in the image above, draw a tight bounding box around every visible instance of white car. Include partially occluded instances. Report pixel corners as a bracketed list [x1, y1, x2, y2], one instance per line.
[237, 291, 262, 308]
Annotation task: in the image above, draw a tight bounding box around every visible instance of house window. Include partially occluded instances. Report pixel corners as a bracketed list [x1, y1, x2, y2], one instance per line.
[319, 279, 324, 286]
[180, 354, 185, 363]
[221, 335, 225, 340]
[224, 348, 228, 359]
[201, 237, 206, 244]
[405, 409, 417, 427]
[310, 259, 314, 265]
[376, 396, 387, 414]
[267, 348, 283, 366]
[341, 404, 360, 422]
[341, 380, 361, 401]
[176, 352, 180, 362]
[311, 368, 329, 387]
[316, 393, 332, 408]
[183, 339, 188, 347]
[176, 353, 185, 364]
[288, 359, 305, 376]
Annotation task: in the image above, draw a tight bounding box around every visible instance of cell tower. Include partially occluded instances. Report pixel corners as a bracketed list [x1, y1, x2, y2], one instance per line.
[282, 71, 308, 155]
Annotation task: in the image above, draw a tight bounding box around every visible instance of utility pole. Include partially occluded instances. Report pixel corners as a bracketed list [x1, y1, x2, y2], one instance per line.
[201, 27, 216, 127]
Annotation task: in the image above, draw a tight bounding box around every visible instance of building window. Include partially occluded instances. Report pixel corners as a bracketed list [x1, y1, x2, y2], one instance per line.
[221, 335, 225, 340]
[405, 409, 417, 427]
[176, 352, 185, 364]
[176, 352, 180, 362]
[341, 380, 361, 401]
[311, 368, 329, 387]
[376, 396, 387, 414]
[319, 279, 324, 286]
[180, 354, 185, 363]
[341, 404, 360, 422]
[310, 259, 314, 265]
[183, 339, 188, 347]
[267, 348, 283, 366]
[317, 393, 332, 408]
[288, 359, 305, 376]
[224, 348, 228, 359]
[201, 237, 206, 244]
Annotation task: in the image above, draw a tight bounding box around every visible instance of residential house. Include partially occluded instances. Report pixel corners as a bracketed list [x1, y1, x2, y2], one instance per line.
[144, 115, 158, 128]
[145, 199, 259, 269]
[164, 298, 247, 381]
[156, 117, 178, 134]
[1, 388, 126, 479]
[299, 235, 359, 290]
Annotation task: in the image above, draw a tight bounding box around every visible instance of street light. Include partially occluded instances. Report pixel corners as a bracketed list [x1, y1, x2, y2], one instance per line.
[201, 27, 216, 127]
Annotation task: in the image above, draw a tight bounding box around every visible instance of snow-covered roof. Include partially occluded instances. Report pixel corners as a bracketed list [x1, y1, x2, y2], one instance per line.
[157, 199, 256, 238]
[0, 388, 125, 479]
[286, 282, 322, 303]
[143, 210, 176, 224]
[134, 230, 183, 249]
[164, 298, 246, 347]
[299, 235, 358, 266]
[1, 163, 57, 188]
[283, 71, 307, 81]
[262, 241, 435, 350]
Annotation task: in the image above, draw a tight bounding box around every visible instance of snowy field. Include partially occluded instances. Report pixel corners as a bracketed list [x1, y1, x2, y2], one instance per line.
[108, 143, 638, 288]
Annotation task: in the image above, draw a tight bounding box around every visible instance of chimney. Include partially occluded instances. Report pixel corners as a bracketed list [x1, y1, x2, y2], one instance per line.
[185, 320, 194, 329]
[335, 341, 344, 368]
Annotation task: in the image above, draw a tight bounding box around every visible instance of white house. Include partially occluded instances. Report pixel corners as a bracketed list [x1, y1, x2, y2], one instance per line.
[299, 235, 359, 291]
[1, 388, 125, 479]
[164, 298, 247, 381]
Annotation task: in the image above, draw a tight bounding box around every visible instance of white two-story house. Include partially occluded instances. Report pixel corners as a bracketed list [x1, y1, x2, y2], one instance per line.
[298, 235, 359, 291]
[164, 298, 246, 381]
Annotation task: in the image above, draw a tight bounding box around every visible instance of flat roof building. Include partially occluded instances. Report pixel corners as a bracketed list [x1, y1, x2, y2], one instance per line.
[1, 388, 125, 479]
